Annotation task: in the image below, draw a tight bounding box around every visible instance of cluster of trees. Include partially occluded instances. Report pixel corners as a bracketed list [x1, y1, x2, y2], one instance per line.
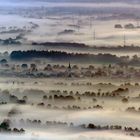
[10, 50, 120, 63]
[0, 119, 25, 133]
[48, 88, 128, 99]
[62, 105, 103, 110]
[16, 118, 140, 136]
[87, 123, 122, 130]
[126, 107, 140, 112]
[53, 95, 75, 100]
[19, 119, 73, 127]
[32, 41, 140, 52]
[10, 50, 140, 66]
[37, 100, 103, 110]
[0, 90, 27, 105]
[32, 42, 88, 49]
[83, 123, 140, 137]
[55, 82, 67, 86]
[0, 38, 21, 45]
[86, 123, 140, 135]
[71, 82, 93, 86]
[13, 117, 140, 137]
[9, 94, 26, 104]
[8, 108, 21, 117]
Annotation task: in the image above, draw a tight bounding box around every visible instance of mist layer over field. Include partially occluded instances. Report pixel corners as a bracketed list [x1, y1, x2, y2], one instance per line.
[0, 0, 139, 140]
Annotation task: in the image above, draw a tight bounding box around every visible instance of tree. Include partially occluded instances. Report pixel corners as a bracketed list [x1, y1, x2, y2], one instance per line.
[0, 120, 10, 131]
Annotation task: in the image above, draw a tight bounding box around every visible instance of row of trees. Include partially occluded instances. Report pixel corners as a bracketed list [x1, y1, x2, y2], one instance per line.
[10, 50, 120, 63]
